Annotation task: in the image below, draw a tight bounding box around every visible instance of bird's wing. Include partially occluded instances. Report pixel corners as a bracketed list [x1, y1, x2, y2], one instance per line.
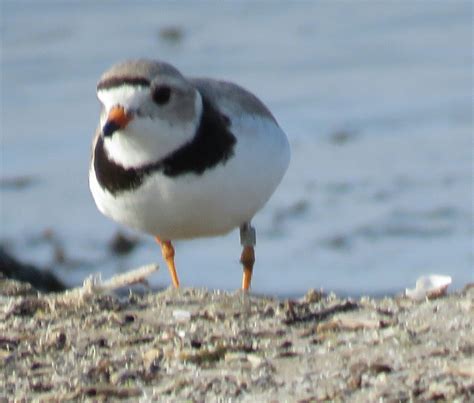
[190, 78, 279, 126]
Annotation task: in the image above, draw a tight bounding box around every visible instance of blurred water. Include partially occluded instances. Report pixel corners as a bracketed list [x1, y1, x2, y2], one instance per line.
[1, 2, 472, 295]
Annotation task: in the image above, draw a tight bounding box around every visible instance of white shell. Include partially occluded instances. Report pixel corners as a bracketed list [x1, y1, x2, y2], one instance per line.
[405, 274, 452, 300]
[173, 309, 192, 322]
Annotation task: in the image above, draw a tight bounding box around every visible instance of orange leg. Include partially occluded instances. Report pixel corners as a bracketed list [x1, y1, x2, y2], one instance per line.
[155, 237, 180, 288]
[240, 245, 255, 291]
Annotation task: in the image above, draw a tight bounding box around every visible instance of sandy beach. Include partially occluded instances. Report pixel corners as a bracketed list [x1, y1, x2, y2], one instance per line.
[1, 276, 472, 401]
[2, 5, 472, 401]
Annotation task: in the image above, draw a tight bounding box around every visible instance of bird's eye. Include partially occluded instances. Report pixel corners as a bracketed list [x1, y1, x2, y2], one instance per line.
[152, 85, 171, 105]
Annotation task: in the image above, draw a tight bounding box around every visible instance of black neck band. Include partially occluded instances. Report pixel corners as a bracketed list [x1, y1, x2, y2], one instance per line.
[93, 95, 236, 196]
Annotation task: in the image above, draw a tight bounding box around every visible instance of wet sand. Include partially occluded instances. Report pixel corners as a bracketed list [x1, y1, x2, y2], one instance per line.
[1, 277, 473, 401]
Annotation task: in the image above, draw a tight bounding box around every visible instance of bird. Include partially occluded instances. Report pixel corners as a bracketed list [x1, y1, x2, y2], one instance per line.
[89, 59, 290, 291]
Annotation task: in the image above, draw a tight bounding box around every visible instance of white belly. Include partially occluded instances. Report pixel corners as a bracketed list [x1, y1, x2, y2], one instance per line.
[89, 117, 290, 240]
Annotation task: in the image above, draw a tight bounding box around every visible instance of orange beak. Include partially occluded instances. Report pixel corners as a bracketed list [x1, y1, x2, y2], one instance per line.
[102, 105, 132, 137]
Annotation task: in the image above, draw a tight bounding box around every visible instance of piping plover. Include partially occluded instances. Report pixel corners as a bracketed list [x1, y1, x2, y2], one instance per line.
[89, 59, 290, 290]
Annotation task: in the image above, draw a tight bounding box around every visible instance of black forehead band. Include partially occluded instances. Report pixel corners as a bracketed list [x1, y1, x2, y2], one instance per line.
[97, 76, 151, 91]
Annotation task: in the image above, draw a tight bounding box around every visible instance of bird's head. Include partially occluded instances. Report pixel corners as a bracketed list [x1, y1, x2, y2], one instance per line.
[96, 59, 202, 168]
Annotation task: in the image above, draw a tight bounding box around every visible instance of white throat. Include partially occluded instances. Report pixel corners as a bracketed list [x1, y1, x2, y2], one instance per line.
[99, 88, 203, 168]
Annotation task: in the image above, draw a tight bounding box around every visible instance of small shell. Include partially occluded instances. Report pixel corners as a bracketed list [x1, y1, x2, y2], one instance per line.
[173, 309, 191, 322]
[405, 274, 452, 300]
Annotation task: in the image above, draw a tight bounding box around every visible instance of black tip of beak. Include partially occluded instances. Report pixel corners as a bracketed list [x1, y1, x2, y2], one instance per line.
[102, 121, 120, 138]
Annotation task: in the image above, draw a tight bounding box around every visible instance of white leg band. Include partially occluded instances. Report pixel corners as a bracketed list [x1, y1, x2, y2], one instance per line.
[240, 223, 256, 247]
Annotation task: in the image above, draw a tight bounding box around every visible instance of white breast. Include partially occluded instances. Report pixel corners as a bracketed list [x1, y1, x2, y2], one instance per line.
[89, 114, 290, 240]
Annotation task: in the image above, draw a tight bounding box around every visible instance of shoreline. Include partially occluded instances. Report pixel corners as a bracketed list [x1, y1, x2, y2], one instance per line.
[1, 277, 473, 401]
